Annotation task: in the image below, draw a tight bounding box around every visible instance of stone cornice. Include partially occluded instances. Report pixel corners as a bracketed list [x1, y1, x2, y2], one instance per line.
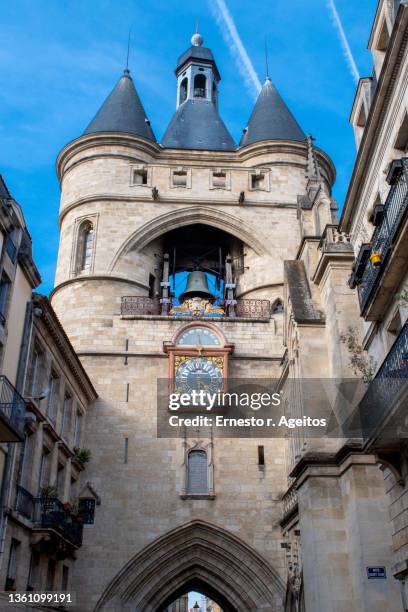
[56, 132, 335, 188]
[312, 249, 355, 285]
[75, 350, 283, 361]
[341, 3, 408, 231]
[33, 293, 97, 404]
[58, 193, 298, 226]
[288, 441, 371, 482]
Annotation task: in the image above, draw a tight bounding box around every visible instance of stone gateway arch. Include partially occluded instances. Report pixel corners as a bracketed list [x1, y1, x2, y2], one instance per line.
[95, 521, 285, 612]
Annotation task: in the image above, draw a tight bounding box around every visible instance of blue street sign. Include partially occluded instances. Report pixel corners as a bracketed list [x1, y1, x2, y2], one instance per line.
[367, 566, 386, 579]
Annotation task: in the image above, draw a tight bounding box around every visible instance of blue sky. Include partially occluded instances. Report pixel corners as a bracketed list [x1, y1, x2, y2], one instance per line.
[0, 0, 376, 293]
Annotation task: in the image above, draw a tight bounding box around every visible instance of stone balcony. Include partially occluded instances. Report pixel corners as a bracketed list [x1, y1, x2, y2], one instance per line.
[15, 486, 84, 557]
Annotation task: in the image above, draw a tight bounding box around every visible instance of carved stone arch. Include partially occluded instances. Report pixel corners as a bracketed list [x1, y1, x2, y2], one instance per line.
[109, 206, 269, 272]
[94, 520, 285, 612]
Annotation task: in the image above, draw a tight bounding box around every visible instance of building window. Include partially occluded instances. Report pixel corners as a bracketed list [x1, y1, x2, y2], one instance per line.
[394, 112, 408, 152]
[212, 171, 227, 189]
[70, 477, 79, 499]
[27, 551, 40, 591]
[258, 445, 265, 469]
[20, 432, 35, 492]
[46, 559, 56, 591]
[5, 232, 18, 264]
[77, 221, 94, 273]
[172, 169, 188, 188]
[0, 272, 11, 325]
[79, 498, 96, 525]
[250, 172, 266, 190]
[179, 77, 188, 105]
[38, 450, 51, 493]
[61, 565, 69, 592]
[132, 168, 148, 185]
[46, 372, 59, 425]
[375, 18, 390, 53]
[5, 538, 20, 591]
[73, 410, 82, 447]
[187, 450, 208, 494]
[148, 274, 156, 298]
[29, 344, 45, 397]
[61, 393, 72, 440]
[56, 463, 65, 499]
[193, 74, 206, 98]
[272, 299, 284, 314]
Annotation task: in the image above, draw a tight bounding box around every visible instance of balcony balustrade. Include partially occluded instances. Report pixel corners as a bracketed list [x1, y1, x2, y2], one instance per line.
[121, 296, 272, 320]
[0, 376, 26, 442]
[16, 486, 83, 548]
[360, 321, 408, 441]
[355, 158, 408, 315]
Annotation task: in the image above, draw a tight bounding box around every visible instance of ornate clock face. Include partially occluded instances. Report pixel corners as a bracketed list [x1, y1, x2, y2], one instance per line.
[177, 327, 220, 346]
[175, 356, 223, 394]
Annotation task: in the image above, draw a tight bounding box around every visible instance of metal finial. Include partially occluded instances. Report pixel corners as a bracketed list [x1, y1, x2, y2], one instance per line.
[264, 38, 269, 79]
[126, 29, 131, 71]
[196, 16, 198, 33]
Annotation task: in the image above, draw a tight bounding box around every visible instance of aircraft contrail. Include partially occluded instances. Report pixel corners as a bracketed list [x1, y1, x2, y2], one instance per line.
[209, 0, 262, 100]
[327, 0, 360, 84]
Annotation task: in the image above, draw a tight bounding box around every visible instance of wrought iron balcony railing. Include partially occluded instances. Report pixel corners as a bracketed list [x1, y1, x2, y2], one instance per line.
[357, 158, 408, 314]
[0, 376, 26, 441]
[121, 296, 272, 320]
[16, 487, 83, 548]
[360, 321, 408, 440]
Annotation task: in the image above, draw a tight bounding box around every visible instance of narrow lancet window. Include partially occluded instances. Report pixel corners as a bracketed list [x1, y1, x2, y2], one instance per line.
[187, 450, 208, 494]
[179, 78, 188, 105]
[77, 221, 94, 272]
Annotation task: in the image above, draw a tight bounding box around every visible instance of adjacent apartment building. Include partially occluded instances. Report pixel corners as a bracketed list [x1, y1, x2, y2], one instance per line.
[0, 176, 97, 609]
[341, 0, 408, 607]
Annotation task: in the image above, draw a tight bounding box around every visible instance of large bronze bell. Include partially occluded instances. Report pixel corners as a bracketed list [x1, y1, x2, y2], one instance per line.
[180, 270, 214, 300]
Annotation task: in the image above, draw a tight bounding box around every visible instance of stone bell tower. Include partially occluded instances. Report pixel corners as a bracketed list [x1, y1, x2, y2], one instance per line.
[48, 27, 379, 612]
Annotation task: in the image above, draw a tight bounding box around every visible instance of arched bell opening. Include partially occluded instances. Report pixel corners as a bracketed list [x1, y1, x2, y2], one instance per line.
[159, 224, 245, 317]
[112, 210, 274, 319]
[163, 225, 243, 308]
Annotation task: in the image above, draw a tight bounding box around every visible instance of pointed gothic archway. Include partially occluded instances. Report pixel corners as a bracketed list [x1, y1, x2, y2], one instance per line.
[94, 520, 286, 612]
[108, 205, 270, 273]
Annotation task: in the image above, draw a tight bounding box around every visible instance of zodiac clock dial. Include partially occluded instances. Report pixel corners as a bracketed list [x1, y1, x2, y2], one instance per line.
[175, 356, 223, 394]
[177, 327, 220, 346]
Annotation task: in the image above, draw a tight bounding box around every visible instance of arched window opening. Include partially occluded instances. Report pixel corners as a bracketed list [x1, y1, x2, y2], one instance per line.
[179, 78, 188, 105]
[272, 299, 284, 314]
[187, 450, 208, 494]
[78, 222, 94, 272]
[194, 74, 206, 98]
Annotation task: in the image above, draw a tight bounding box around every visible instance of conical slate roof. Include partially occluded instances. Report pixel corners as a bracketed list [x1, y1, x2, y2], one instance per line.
[240, 77, 305, 146]
[161, 100, 236, 151]
[84, 69, 156, 141]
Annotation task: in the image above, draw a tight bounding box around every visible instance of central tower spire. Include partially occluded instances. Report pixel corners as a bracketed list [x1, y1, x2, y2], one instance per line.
[161, 30, 235, 151]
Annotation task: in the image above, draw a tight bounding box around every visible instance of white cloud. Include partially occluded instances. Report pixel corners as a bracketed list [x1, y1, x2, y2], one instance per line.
[327, 0, 360, 84]
[209, 0, 262, 99]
